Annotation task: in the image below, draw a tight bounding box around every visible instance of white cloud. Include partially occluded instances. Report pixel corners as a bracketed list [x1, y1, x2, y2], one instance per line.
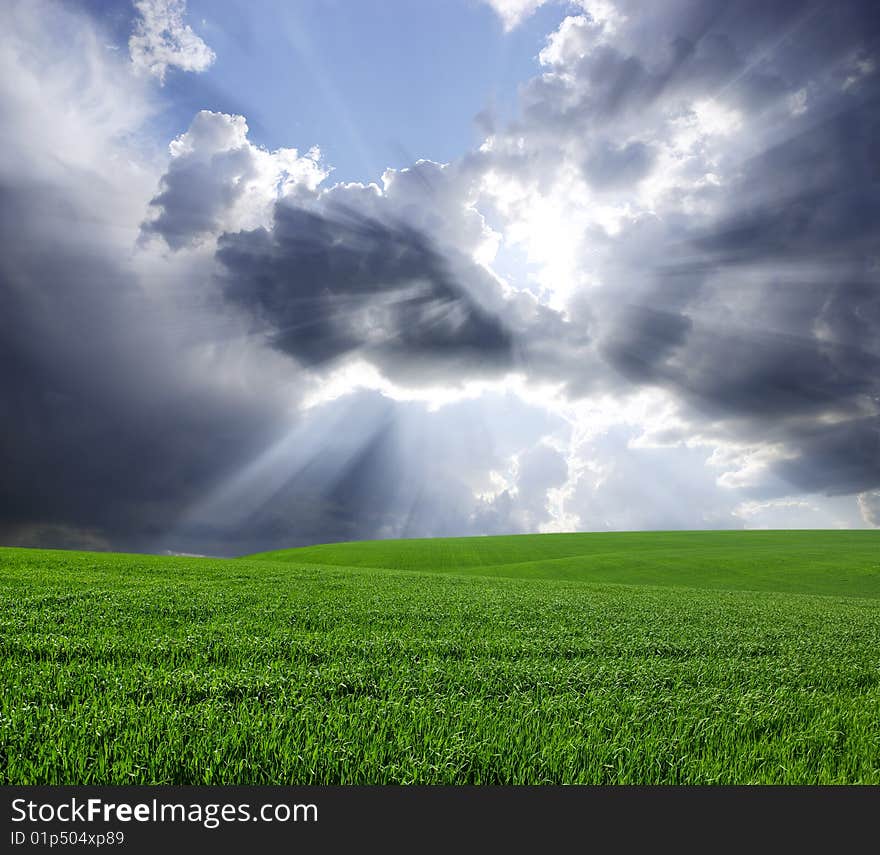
[858, 491, 880, 527]
[0, 0, 157, 227]
[141, 110, 328, 248]
[482, 0, 622, 32]
[482, 0, 551, 31]
[129, 0, 215, 83]
[709, 443, 798, 490]
[732, 497, 856, 530]
[539, 15, 589, 66]
[733, 498, 814, 520]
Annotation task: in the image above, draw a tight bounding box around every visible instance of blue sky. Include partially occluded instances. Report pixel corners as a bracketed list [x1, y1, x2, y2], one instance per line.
[99, 0, 570, 183]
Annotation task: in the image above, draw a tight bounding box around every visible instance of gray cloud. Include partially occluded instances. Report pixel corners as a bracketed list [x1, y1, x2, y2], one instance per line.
[0, 6, 300, 553]
[858, 491, 880, 527]
[2, 0, 879, 556]
[777, 417, 880, 496]
[0, 176, 296, 553]
[582, 140, 655, 190]
[482, 0, 880, 500]
[215, 202, 515, 378]
[595, 91, 880, 494]
[140, 110, 326, 249]
[142, 144, 258, 248]
[568, 427, 740, 531]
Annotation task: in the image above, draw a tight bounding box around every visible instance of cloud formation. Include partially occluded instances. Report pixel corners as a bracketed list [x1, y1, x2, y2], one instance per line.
[0, 2, 299, 552]
[481, 0, 551, 30]
[168, 388, 572, 553]
[129, 0, 215, 82]
[1, 0, 877, 554]
[216, 203, 514, 377]
[142, 113, 596, 391]
[141, 110, 327, 248]
[858, 491, 880, 528]
[476, 0, 880, 502]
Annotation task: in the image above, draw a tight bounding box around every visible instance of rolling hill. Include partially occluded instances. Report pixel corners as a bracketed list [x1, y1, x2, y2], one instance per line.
[250, 530, 880, 599]
[2, 529, 879, 785]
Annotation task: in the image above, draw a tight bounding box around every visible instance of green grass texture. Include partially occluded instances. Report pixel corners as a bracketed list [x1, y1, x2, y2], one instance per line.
[253, 529, 880, 598]
[2, 530, 879, 784]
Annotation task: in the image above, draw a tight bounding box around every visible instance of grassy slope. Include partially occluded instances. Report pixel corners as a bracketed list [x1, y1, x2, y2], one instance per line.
[2, 532, 880, 784]
[251, 530, 880, 599]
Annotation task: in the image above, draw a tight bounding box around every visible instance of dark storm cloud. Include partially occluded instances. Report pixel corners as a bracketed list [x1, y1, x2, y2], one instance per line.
[605, 298, 880, 424]
[777, 417, 880, 496]
[602, 307, 693, 386]
[598, 87, 880, 493]
[536, 0, 880, 499]
[4, 0, 880, 555]
[691, 95, 880, 265]
[215, 202, 514, 378]
[0, 178, 288, 553]
[0, 2, 572, 554]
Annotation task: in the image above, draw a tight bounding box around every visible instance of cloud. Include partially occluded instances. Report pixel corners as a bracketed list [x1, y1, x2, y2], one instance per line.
[0, 4, 582, 554]
[129, 0, 215, 83]
[141, 115, 596, 390]
[467, 441, 571, 534]
[1, 0, 153, 178]
[858, 491, 880, 527]
[0, 2, 302, 553]
[215, 202, 515, 379]
[478, 0, 880, 504]
[168, 389, 570, 553]
[2, 0, 879, 556]
[0, 168, 297, 552]
[141, 110, 328, 249]
[581, 139, 655, 189]
[132, 0, 880, 538]
[511, 443, 570, 526]
[482, 0, 622, 33]
[730, 497, 854, 530]
[481, 0, 551, 30]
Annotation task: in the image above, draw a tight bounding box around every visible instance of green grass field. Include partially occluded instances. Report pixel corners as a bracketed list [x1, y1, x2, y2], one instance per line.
[253, 530, 880, 598]
[2, 530, 879, 784]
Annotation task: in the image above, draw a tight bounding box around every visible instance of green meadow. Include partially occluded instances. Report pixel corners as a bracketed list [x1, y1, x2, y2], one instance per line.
[2, 530, 879, 784]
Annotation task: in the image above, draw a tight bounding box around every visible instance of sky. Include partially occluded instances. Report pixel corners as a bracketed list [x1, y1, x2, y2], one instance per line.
[1, 0, 878, 556]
